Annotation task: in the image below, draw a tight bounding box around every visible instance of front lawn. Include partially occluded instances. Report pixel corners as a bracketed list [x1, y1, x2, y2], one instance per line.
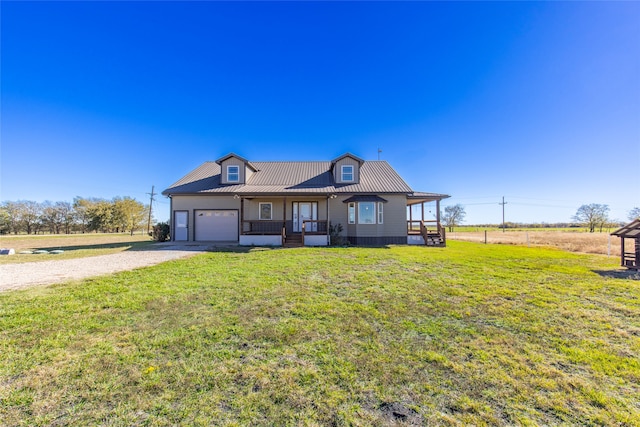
[1, 242, 638, 425]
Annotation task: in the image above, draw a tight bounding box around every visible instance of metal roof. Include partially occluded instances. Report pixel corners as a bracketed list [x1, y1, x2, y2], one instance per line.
[162, 158, 444, 197]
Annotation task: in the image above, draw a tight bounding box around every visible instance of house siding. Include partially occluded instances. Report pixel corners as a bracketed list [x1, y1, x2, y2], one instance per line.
[220, 157, 248, 184]
[328, 194, 407, 242]
[333, 157, 360, 184]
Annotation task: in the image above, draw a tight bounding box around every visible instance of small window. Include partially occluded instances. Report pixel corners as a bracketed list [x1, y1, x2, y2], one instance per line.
[348, 202, 355, 224]
[227, 165, 240, 182]
[378, 202, 384, 224]
[259, 203, 272, 220]
[358, 202, 375, 224]
[341, 165, 354, 182]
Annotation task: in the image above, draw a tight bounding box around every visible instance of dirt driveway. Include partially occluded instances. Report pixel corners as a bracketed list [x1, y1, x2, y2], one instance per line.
[0, 244, 211, 292]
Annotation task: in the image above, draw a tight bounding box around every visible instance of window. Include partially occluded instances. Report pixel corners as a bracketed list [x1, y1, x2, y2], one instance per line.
[227, 165, 240, 182]
[341, 165, 354, 182]
[378, 202, 384, 224]
[358, 202, 375, 224]
[259, 203, 272, 220]
[348, 202, 355, 224]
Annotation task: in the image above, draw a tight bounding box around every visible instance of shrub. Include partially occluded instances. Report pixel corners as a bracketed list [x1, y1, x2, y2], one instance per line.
[329, 222, 348, 246]
[152, 222, 170, 242]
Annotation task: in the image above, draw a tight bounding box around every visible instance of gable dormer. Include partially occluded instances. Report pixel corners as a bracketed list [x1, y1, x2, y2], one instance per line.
[215, 153, 256, 185]
[331, 153, 364, 185]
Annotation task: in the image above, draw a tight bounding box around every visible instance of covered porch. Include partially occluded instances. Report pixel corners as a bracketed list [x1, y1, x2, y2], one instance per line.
[238, 196, 329, 247]
[611, 219, 640, 270]
[406, 192, 450, 247]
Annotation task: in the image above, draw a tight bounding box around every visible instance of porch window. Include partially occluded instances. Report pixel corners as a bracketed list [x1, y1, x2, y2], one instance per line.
[259, 203, 272, 220]
[378, 202, 384, 224]
[348, 202, 355, 224]
[358, 202, 375, 224]
[227, 165, 240, 182]
[341, 165, 354, 182]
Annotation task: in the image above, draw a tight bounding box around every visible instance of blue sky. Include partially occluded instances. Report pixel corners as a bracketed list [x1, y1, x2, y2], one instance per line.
[1, 1, 638, 224]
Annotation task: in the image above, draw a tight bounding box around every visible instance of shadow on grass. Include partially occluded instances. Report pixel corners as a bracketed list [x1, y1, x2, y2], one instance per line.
[33, 241, 154, 252]
[592, 269, 640, 280]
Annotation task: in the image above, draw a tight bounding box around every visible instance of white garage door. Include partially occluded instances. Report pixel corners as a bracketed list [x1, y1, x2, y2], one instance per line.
[195, 210, 238, 241]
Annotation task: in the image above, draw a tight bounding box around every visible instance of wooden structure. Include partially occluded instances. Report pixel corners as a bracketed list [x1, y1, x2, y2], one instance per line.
[406, 192, 447, 247]
[611, 219, 640, 270]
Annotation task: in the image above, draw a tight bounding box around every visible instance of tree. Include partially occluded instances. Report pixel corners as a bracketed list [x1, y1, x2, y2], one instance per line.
[113, 197, 147, 235]
[441, 204, 466, 232]
[628, 207, 640, 222]
[573, 204, 610, 232]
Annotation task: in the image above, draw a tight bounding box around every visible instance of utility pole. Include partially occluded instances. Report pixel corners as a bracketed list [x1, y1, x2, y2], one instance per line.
[499, 196, 507, 232]
[147, 185, 155, 235]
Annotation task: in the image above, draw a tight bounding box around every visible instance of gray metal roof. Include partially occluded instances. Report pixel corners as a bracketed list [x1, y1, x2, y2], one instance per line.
[163, 158, 436, 196]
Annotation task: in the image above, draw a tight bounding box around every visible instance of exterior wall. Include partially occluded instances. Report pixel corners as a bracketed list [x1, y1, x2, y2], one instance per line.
[333, 157, 361, 184]
[239, 235, 281, 246]
[220, 157, 247, 184]
[170, 195, 240, 241]
[304, 235, 329, 246]
[328, 194, 408, 244]
[243, 197, 328, 222]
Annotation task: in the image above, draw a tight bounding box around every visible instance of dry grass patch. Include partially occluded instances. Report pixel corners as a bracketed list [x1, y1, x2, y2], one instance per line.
[0, 233, 153, 264]
[450, 230, 621, 256]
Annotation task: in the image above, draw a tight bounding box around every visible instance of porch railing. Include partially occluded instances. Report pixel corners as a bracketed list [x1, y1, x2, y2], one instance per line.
[301, 220, 328, 246]
[407, 220, 446, 246]
[242, 220, 286, 235]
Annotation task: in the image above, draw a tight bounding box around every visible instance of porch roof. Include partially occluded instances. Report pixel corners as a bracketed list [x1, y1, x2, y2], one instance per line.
[406, 192, 451, 205]
[611, 219, 640, 238]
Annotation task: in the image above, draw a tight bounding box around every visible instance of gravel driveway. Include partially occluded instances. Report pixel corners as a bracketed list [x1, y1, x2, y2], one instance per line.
[0, 244, 212, 292]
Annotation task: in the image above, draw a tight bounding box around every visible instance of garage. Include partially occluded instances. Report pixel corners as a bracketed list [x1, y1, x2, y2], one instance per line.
[194, 210, 238, 241]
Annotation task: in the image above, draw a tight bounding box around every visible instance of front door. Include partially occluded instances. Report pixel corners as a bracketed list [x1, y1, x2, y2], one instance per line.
[293, 202, 317, 232]
[174, 211, 188, 241]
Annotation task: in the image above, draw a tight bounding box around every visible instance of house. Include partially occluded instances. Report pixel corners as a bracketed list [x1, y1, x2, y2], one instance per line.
[611, 219, 640, 270]
[162, 153, 449, 247]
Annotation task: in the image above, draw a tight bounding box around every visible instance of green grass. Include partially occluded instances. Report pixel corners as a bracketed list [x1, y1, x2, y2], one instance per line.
[1, 242, 639, 426]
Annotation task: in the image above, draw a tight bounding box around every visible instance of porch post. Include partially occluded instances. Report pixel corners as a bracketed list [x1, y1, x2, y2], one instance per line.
[421, 203, 425, 222]
[621, 238, 625, 267]
[436, 199, 441, 225]
[240, 197, 244, 235]
[283, 197, 287, 230]
[409, 203, 413, 223]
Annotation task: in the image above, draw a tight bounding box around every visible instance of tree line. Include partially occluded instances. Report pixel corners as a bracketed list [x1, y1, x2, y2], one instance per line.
[0, 197, 150, 235]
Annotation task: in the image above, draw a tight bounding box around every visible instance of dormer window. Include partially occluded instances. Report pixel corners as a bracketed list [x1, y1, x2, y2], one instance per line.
[227, 165, 240, 182]
[341, 165, 354, 182]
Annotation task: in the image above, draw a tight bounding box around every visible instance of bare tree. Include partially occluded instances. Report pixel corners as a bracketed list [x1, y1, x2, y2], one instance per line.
[628, 207, 640, 222]
[441, 204, 466, 232]
[573, 204, 610, 232]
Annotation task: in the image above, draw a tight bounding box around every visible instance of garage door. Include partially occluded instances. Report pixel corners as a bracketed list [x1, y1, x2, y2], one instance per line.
[194, 210, 238, 241]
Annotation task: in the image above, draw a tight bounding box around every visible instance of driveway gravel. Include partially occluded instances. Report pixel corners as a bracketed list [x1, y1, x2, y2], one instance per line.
[0, 244, 211, 292]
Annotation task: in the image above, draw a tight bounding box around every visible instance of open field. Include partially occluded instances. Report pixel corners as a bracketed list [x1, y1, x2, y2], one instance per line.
[0, 233, 153, 264]
[1, 242, 638, 426]
[449, 230, 622, 257]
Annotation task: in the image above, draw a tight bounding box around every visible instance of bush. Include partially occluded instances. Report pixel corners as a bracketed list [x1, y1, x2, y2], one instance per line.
[329, 222, 348, 246]
[152, 222, 170, 242]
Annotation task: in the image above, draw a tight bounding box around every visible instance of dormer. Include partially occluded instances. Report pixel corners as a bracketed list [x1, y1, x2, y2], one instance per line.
[215, 153, 257, 185]
[331, 153, 364, 185]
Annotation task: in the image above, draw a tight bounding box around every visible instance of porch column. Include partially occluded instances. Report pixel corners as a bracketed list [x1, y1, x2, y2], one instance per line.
[436, 199, 441, 225]
[240, 197, 244, 235]
[283, 197, 287, 230]
[421, 203, 425, 222]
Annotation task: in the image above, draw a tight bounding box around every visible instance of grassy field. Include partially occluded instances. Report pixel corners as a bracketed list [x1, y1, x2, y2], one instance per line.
[1, 242, 639, 426]
[0, 233, 153, 264]
[449, 229, 622, 257]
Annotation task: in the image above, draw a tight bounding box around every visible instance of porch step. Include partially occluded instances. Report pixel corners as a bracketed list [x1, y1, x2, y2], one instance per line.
[425, 233, 444, 246]
[283, 234, 303, 248]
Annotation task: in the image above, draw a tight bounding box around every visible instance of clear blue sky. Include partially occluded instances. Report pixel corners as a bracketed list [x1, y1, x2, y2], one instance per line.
[2, 1, 639, 224]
